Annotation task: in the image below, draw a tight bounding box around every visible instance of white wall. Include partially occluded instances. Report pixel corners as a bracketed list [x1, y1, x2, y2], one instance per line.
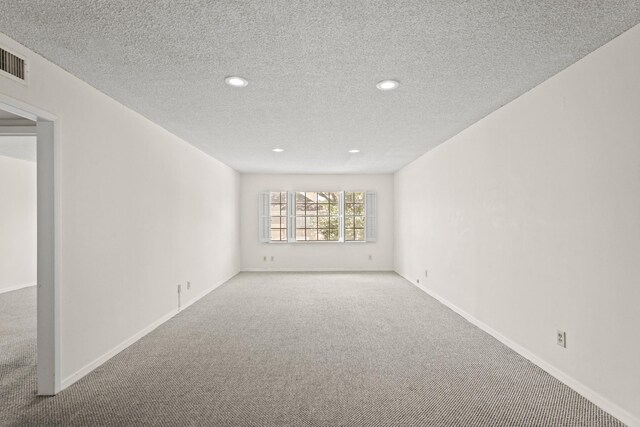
[241, 174, 393, 271]
[395, 24, 640, 425]
[0, 33, 241, 385]
[0, 154, 36, 293]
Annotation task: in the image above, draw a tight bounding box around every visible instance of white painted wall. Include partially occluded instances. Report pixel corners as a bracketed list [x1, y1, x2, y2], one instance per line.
[241, 174, 393, 271]
[0, 33, 241, 385]
[395, 24, 640, 424]
[0, 154, 36, 293]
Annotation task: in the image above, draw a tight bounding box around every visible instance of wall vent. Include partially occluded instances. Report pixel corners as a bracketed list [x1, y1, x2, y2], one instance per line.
[0, 47, 26, 81]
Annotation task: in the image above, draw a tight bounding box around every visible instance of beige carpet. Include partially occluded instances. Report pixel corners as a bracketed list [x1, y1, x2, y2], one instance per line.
[0, 273, 624, 426]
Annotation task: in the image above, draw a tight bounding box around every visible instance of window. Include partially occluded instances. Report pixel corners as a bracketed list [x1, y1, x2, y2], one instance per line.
[296, 192, 340, 241]
[259, 190, 376, 243]
[344, 192, 365, 241]
[270, 192, 287, 241]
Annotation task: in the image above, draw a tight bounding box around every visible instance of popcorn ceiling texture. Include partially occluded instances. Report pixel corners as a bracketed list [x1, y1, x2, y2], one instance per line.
[1, 1, 639, 173]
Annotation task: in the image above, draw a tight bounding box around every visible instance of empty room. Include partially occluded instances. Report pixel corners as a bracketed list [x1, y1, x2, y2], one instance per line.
[1, 2, 639, 426]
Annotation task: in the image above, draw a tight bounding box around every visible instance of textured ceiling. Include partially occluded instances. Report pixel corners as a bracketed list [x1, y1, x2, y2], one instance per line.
[1, 2, 639, 173]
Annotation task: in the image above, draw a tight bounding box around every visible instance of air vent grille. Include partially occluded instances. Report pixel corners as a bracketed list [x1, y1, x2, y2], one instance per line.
[0, 47, 26, 80]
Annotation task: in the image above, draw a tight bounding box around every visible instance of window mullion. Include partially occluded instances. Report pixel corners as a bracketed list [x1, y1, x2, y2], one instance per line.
[338, 191, 344, 242]
[287, 191, 296, 242]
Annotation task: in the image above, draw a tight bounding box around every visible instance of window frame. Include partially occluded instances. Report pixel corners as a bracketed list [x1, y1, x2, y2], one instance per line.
[344, 191, 366, 242]
[292, 191, 343, 242]
[259, 190, 375, 243]
[269, 191, 288, 242]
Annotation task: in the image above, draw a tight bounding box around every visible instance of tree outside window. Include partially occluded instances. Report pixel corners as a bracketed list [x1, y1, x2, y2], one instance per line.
[296, 191, 340, 241]
[344, 192, 365, 241]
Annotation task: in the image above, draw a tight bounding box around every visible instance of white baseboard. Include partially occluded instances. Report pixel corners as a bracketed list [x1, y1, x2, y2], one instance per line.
[60, 272, 238, 391]
[0, 282, 36, 294]
[241, 268, 393, 272]
[402, 274, 639, 427]
[61, 306, 179, 390]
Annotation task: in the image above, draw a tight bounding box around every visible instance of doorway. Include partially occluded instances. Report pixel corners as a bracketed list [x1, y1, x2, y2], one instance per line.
[0, 108, 37, 410]
[0, 98, 58, 396]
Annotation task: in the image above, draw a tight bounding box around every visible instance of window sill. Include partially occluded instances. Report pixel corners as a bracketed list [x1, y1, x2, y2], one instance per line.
[265, 240, 368, 244]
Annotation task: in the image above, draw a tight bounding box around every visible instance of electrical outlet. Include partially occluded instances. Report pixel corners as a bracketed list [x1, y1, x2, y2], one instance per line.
[270, 256, 274, 261]
[263, 256, 267, 261]
[557, 330, 566, 348]
[187, 281, 191, 290]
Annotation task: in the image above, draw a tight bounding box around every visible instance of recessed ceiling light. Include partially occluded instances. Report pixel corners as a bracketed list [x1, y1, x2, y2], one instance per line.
[272, 148, 284, 152]
[225, 76, 248, 87]
[376, 79, 399, 91]
[349, 149, 360, 153]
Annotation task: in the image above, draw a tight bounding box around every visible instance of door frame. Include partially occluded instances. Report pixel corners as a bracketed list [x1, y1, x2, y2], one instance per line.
[0, 94, 60, 395]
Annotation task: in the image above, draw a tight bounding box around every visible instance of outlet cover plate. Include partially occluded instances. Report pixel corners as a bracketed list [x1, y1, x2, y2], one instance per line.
[557, 330, 566, 348]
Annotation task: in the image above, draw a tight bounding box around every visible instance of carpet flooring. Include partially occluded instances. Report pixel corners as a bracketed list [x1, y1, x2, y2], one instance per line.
[0, 273, 624, 426]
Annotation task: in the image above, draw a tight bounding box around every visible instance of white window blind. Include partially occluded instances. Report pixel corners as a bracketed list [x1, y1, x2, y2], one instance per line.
[365, 191, 377, 242]
[258, 192, 271, 243]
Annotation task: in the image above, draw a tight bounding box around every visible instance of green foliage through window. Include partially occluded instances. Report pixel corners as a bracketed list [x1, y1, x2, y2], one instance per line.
[296, 192, 340, 241]
[265, 191, 370, 242]
[344, 192, 365, 241]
